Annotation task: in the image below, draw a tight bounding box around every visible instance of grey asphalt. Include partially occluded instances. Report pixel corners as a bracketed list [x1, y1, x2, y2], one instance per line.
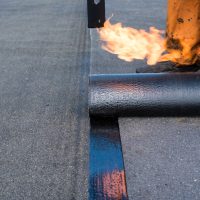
[90, 0, 200, 199]
[0, 0, 90, 199]
[119, 118, 200, 200]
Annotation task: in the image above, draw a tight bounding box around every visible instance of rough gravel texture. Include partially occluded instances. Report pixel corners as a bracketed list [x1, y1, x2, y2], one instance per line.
[0, 0, 90, 199]
[119, 118, 200, 200]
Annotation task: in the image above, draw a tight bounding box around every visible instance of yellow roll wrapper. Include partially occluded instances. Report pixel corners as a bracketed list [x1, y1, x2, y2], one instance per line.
[166, 0, 200, 65]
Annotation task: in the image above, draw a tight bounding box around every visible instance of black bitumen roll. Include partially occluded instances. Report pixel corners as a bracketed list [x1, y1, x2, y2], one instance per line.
[89, 73, 200, 117]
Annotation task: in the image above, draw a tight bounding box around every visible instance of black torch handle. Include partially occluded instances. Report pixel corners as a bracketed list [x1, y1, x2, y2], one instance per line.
[87, 0, 105, 28]
[89, 73, 200, 117]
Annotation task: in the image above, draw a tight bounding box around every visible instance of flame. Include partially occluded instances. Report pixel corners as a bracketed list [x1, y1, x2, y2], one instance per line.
[97, 19, 200, 66]
[98, 19, 166, 65]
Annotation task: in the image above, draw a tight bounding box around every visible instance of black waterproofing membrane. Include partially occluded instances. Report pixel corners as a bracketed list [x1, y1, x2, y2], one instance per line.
[89, 73, 200, 200]
[89, 117, 128, 200]
[89, 73, 200, 117]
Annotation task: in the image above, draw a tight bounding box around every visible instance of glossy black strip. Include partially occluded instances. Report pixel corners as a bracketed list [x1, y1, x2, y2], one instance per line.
[87, 0, 105, 28]
[89, 117, 128, 200]
[89, 73, 200, 117]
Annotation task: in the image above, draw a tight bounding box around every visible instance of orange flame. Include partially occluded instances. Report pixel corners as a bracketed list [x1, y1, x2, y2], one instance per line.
[98, 19, 166, 65]
[98, 19, 200, 66]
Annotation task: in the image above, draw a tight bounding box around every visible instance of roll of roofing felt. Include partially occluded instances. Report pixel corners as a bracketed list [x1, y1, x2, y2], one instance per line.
[89, 73, 200, 117]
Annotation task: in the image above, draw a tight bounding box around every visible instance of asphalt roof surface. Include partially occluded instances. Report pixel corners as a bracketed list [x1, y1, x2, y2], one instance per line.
[0, 0, 200, 199]
[0, 0, 90, 199]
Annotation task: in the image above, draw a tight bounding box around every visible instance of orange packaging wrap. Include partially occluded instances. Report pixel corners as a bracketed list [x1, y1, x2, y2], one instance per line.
[166, 0, 200, 65]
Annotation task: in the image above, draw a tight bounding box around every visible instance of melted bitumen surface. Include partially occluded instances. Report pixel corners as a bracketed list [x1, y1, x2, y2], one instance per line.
[89, 117, 128, 200]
